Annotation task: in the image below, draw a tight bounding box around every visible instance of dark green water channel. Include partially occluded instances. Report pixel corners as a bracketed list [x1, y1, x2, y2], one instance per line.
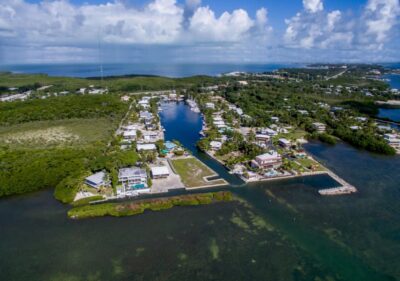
[1, 102, 399, 281]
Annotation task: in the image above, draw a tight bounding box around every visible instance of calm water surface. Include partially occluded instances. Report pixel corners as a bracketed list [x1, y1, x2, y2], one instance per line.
[1, 102, 400, 281]
[378, 108, 400, 122]
[0, 63, 298, 78]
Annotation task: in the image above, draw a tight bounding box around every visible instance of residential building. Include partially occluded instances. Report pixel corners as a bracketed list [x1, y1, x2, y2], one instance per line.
[205, 102, 215, 109]
[251, 151, 282, 169]
[255, 134, 270, 144]
[278, 138, 291, 148]
[123, 130, 137, 140]
[210, 141, 222, 150]
[151, 166, 170, 179]
[312, 122, 326, 133]
[384, 134, 400, 149]
[118, 168, 148, 190]
[121, 95, 130, 102]
[85, 171, 110, 189]
[137, 143, 157, 151]
[140, 111, 153, 121]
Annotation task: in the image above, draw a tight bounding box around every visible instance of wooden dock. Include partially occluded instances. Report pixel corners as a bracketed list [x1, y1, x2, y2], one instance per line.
[318, 171, 357, 196]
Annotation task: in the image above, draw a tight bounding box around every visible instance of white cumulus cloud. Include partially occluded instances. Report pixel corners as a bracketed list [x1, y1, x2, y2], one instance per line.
[302, 0, 323, 13]
[362, 0, 400, 49]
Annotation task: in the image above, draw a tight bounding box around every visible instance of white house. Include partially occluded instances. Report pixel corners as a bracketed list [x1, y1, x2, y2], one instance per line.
[278, 138, 291, 148]
[137, 143, 157, 151]
[205, 102, 215, 109]
[251, 151, 282, 169]
[255, 134, 270, 144]
[121, 95, 130, 102]
[384, 134, 400, 149]
[312, 122, 326, 133]
[151, 166, 170, 179]
[85, 171, 110, 189]
[123, 130, 137, 140]
[118, 167, 148, 191]
[210, 141, 222, 150]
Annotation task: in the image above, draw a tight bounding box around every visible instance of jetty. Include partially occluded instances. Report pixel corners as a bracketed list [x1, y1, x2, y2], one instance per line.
[318, 171, 357, 196]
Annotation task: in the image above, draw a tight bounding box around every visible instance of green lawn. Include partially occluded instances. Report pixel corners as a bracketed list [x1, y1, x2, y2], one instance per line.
[171, 157, 226, 188]
[296, 158, 326, 171]
[0, 118, 116, 149]
[277, 129, 307, 142]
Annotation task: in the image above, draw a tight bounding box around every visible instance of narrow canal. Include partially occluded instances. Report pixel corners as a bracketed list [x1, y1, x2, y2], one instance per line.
[159, 101, 244, 186]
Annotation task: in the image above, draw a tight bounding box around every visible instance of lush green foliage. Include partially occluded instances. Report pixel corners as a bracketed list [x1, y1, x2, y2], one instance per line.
[0, 147, 96, 197]
[0, 95, 128, 126]
[68, 191, 233, 219]
[333, 127, 395, 155]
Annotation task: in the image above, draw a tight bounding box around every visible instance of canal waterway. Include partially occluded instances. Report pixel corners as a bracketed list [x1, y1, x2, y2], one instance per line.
[1, 102, 400, 281]
[378, 108, 400, 122]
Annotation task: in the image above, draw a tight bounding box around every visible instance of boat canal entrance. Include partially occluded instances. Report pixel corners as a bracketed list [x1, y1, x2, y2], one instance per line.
[159, 101, 244, 186]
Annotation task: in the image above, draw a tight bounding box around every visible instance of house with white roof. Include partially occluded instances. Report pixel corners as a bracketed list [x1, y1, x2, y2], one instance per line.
[278, 138, 291, 148]
[251, 151, 282, 169]
[85, 171, 110, 189]
[118, 167, 148, 192]
[312, 122, 326, 133]
[210, 141, 222, 151]
[123, 130, 137, 140]
[151, 166, 170, 179]
[137, 143, 157, 151]
[205, 102, 215, 109]
[384, 134, 400, 149]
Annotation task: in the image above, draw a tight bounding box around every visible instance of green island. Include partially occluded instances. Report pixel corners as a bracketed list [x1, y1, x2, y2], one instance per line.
[68, 191, 233, 219]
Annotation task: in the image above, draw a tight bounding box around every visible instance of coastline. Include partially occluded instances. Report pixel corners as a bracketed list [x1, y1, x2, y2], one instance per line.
[203, 148, 357, 196]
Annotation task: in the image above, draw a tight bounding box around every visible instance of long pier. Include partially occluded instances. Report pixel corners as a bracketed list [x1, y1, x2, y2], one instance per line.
[318, 171, 357, 196]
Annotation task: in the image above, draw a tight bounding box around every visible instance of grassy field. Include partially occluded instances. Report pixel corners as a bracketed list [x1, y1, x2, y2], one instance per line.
[297, 158, 326, 172]
[0, 118, 116, 149]
[171, 157, 226, 188]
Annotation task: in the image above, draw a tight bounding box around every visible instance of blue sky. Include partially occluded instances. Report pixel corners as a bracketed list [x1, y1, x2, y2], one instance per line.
[0, 0, 399, 64]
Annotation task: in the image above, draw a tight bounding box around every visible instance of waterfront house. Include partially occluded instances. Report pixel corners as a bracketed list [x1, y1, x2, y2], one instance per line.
[140, 111, 153, 121]
[142, 131, 159, 142]
[251, 151, 282, 169]
[118, 167, 148, 191]
[278, 138, 291, 148]
[85, 171, 110, 189]
[312, 122, 326, 133]
[271, 117, 279, 123]
[151, 166, 170, 179]
[377, 125, 392, 132]
[384, 134, 400, 149]
[210, 141, 222, 151]
[137, 143, 157, 151]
